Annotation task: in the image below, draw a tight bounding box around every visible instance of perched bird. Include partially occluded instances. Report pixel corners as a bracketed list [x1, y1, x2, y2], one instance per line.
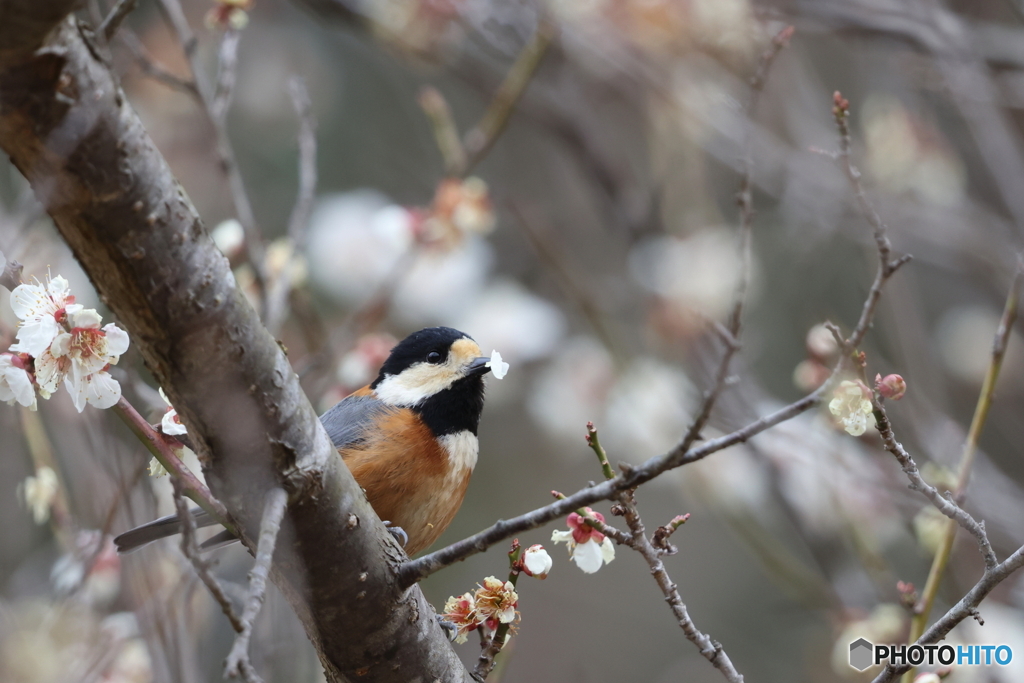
[114, 327, 493, 556]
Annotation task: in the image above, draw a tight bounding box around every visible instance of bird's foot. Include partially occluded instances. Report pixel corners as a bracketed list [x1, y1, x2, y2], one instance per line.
[383, 521, 408, 548]
[436, 614, 458, 641]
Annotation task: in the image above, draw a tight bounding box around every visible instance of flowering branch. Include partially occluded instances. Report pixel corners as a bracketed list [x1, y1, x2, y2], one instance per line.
[471, 542, 523, 681]
[113, 397, 233, 531]
[224, 487, 288, 683]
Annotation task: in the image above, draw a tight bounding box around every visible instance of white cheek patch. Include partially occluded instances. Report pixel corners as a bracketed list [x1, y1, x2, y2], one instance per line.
[440, 430, 479, 473]
[373, 362, 460, 406]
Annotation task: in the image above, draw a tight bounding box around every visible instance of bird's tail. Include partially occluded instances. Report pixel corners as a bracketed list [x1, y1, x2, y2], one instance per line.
[114, 507, 229, 554]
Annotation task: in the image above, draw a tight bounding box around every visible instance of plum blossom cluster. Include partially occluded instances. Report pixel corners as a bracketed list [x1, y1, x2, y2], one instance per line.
[828, 379, 874, 437]
[551, 508, 615, 573]
[442, 576, 519, 644]
[441, 545, 551, 644]
[0, 275, 129, 412]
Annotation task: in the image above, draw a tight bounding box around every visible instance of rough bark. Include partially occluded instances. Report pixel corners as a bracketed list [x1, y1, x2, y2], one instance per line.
[0, 5, 470, 682]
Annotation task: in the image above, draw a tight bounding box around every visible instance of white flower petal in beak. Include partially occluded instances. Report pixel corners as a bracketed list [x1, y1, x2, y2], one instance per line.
[485, 349, 509, 379]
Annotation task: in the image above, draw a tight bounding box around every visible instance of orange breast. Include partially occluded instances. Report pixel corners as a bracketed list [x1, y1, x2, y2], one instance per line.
[340, 411, 473, 555]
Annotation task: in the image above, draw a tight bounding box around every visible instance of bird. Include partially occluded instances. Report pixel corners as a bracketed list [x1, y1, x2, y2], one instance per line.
[114, 326, 493, 556]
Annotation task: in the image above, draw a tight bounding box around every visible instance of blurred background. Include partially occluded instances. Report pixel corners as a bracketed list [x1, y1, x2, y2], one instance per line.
[2, 0, 1024, 681]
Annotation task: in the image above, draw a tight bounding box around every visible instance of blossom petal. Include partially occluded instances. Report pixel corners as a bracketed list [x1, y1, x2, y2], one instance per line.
[10, 282, 51, 320]
[0, 356, 37, 409]
[485, 349, 510, 380]
[65, 370, 122, 412]
[102, 323, 130, 359]
[550, 529, 574, 545]
[12, 315, 59, 357]
[600, 536, 615, 564]
[69, 307, 103, 329]
[572, 538, 604, 573]
[161, 409, 188, 435]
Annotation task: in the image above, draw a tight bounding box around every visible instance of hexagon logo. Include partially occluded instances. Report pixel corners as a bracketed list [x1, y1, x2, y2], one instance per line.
[849, 638, 874, 671]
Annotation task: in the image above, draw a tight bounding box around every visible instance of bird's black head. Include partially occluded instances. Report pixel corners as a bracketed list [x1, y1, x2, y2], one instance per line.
[371, 327, 491, 435]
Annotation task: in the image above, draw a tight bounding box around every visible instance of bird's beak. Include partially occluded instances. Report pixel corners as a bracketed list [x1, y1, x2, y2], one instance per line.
[467, 356, 492, 376]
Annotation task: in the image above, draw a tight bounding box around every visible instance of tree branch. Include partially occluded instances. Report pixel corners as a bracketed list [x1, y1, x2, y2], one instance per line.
[0, 8, 471, 681]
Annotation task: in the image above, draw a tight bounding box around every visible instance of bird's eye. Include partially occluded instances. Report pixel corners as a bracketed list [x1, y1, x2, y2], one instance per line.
[426, 351, 443, 364]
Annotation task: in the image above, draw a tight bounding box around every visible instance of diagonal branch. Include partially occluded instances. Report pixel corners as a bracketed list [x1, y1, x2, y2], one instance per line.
[0, 8, 472, 682]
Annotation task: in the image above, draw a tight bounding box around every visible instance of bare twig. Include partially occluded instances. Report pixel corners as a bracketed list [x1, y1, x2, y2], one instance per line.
[224, 487, 288, 682]
[156, 0, 269, 309]
[211, 29, 241, 123]
[119, 30, 198, 96]
[870, 543, 1024, 683]
[679, 25, 793, 455]
[419, 87, 467, 176]
[266, 77, 318, 335]
[831, 92, 913, 350]
[0, 256, 23, 290]
[616, 490, 743, 683]
[871, 401, 997, 570]
[459, 17, 556, 176]
[98, 0, 137, 42]
[171, 477, 244, 633]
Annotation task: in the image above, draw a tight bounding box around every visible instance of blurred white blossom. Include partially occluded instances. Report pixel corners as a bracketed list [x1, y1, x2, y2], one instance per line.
[455, 279, 565, 363]
[19, 466, 58, 525]
[829, 380, 873, 437]
[0, 353, 37, 409]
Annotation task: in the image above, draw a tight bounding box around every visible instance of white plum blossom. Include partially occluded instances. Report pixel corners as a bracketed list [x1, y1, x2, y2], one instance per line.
[158, 387, 187, 436]
[828, 380, 874, 436]
[0, 353, 37, 409]
[19, 466, 59, 524]
[551, 509, 616, 573]
[521, 544, 552, 579]
[9, 275, 77, 357]
[486, 349, 509, 379]
[474, 576, 518, 626]
[5, 273, 130, 411]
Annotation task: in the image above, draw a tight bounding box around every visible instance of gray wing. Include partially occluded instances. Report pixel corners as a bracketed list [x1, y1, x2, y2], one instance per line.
[319, 393, 397, 450]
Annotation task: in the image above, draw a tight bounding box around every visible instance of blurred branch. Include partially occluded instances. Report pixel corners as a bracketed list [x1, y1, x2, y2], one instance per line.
[870, 543, 1024, 683]
[0, 10, 467, 679]
[266, 77, 318, 335]
[419, 87, 467, 176]
[155, 0, 270, 311]
[119, 29, 199, 96]
[906, 259, 1024, 662]
[98, 0, 136, 42]
[225, 487, 288, 683]
[460, 17, 556, 176]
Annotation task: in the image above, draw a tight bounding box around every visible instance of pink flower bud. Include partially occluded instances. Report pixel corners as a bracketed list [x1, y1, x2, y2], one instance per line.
[875, 373, 907, 400]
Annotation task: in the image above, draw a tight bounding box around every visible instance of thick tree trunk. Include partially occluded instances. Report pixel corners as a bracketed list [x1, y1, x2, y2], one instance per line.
[0, 5, 469, 681]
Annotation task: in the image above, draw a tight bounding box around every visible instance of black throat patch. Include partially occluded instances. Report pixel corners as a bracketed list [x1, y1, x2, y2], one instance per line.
[413, 374, 486, 437]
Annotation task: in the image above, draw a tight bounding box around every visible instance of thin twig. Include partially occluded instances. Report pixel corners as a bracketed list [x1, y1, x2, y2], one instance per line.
[904, 259, 1023, 670]
[265, 77, 318, 335]
[678, 25, 793, 455]
[616, 490, 743, 683]
[99, 0, 137, 42]
[472, 542, 522, 681]
[460, 17, 556, 176]
[419, 87, 467, 176]
[156, 0, 269, 310]
[171, 477, 245, 633]
[871, 401, 997, 570]
[119, 30, 199, 96]
[224, 487, 288, 682]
